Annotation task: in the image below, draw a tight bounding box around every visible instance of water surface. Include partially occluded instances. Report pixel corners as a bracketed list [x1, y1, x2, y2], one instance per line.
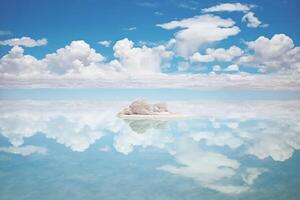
[0, 100, 300, 199]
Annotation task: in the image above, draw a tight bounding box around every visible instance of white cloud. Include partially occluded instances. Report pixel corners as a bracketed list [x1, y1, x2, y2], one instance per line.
[0, 37, 47, 47]
[0, 101, 124, 151]
[157, 14, 240, 57]
[98, 40, 112, 47]
[114, 128, 172, 155]
[191, 131, 243, 149]
[0, 46, 46, 76]
[212, 65, 222, 72]
[224, 64, 239, 72]
[242, 168, 267, 185]
[242, 12, 267, 28]
[124, 27, 137, 31]
[1, 37, 300, 90]
[0, 145, 47, 156]
[190, 52, 214, 62]
[202, 3, 253, 13]
[207, 46, 243, 61]
[44, 40, 106, 74]
[190, 46, 243, 63]
[239, 34, 300, 73]
[202, 3, 267, 29]
[158, 139, 249, 194]
[113, 38, 173, 74]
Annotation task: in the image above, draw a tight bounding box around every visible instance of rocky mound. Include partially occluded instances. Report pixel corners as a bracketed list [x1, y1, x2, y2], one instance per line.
[119, 99, 169, 115]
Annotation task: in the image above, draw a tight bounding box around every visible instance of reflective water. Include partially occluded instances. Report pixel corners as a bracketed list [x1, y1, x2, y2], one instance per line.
[0, 100, 300, 199]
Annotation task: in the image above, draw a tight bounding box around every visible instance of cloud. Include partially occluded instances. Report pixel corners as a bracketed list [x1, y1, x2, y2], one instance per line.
[0, 101, 123, 151]
[242, 12, 267, 28]
[157, 14, 240, 57]
[212, 65, 222, 72]
[0, 145, 47, 156]
[224, 64, 239, 72]
[242, 168, 267, 185]
[202, 3, 253, 13]
[124, 27, 137, 31]
[0, 36, 47, 47]
[190, 52, 214, 63]
[178, 3, 197, 10]
[44, 40, 106, 75]
[158, 139, 250, 194]
[190, 46, 243, 62]
[191, 131, 243, 149]
[113, 38, 173, 74]
[1, 100, 299, 193]
[114, 128, 172, 155]
[0, 46, 46, 76]
[0, 30, 11, 35]
[239, 34, 300, 73]
[154, 11, 163, 16]
[98, 40, 112, 47]
[1, 37, 300, 90]
[202, 3, 267, 29]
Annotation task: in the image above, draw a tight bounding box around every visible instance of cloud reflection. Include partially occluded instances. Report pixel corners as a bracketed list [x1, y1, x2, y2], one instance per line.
[0, 100, 299, 194]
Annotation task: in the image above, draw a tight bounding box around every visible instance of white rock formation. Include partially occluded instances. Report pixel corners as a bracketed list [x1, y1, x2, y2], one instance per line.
[119, 100, 169, 115]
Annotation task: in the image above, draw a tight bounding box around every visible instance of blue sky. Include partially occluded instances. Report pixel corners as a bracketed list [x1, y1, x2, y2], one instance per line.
[0, 0, 299, 90]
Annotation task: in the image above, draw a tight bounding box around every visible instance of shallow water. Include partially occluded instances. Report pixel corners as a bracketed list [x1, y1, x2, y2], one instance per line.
[0, 100, 300, 200]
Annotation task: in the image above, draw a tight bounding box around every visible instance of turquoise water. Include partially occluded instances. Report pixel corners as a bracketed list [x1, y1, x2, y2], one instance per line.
[0, 98, 300, 199]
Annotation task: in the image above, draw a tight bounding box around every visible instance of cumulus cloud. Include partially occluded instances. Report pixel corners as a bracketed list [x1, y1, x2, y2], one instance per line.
[242, 12, 267, 28]
[202, 3, 267, 29]
[190, 52, 214, 63]
[44, 40, 106, 74]
[98, 40, 112, 47]
[190, 46, 243, 62]
[0, 46, 46, 76]
[202, 3, 253, 13]
[0, 36, 47, 47]
[239, 34, 300, 73]
[157, 14, 240, 57]
[0, 36, 300, 90]
[224, 64, 239, 72]
[113, 38, 173, 74]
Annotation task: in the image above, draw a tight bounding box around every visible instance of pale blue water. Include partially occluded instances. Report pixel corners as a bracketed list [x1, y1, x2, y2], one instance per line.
[0, 94, 300, 199]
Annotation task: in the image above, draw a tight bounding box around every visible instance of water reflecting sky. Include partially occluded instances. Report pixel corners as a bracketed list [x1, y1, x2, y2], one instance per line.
[0, 99, 300, 199]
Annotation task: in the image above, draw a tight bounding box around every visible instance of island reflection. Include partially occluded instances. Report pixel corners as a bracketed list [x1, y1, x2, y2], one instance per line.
[0, 100, 300, 196]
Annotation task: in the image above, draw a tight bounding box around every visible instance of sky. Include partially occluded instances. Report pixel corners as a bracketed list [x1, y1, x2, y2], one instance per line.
[0, 0, 300, 90]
